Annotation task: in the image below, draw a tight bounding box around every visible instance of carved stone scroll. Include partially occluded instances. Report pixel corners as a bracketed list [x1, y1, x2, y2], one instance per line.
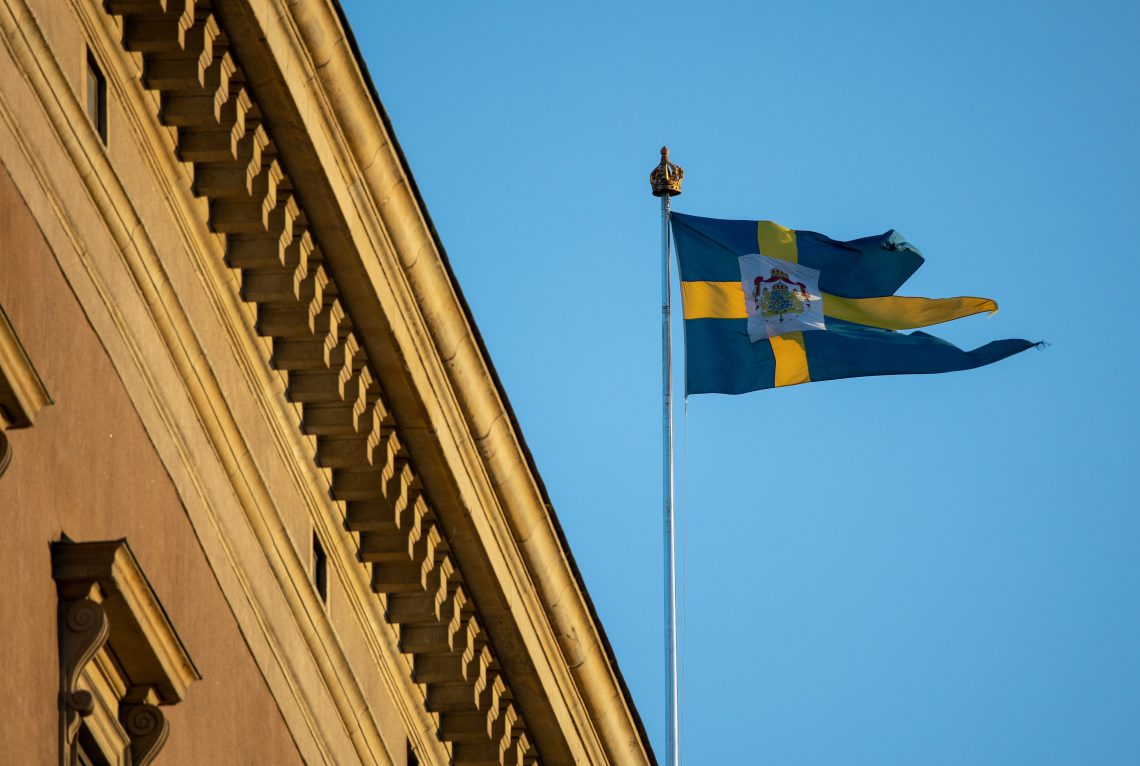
[58, 596, 110, 765]
[122, 702, 170, 766]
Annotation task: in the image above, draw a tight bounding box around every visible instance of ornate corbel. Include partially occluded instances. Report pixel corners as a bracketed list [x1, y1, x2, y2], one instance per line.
[58, 594, 110, 764]
[121, 700, 169, 766]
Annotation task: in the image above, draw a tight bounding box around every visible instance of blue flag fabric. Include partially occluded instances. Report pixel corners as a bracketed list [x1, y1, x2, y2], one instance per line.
[671, 212, 1038, 395]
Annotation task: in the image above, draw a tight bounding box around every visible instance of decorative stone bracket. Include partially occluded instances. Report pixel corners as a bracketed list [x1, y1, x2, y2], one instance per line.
[58, 594, 110, 761]
[0, 303, 51, 477]
[52, 539, 200, 766]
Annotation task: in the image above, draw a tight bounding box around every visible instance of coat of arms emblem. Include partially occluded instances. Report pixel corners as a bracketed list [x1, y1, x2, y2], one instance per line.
[738, 254, 826, 342]
[753, 268, 810, 323]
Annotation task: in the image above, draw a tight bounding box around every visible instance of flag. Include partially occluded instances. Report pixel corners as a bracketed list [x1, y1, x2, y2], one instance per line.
[671, 212, 1038, 395]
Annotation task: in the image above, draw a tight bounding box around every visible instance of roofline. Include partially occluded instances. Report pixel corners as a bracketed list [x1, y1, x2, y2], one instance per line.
[325, 2, 657, 762]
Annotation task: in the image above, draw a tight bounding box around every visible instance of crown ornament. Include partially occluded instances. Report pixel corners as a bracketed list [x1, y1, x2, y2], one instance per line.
[650, 146, 683, 197]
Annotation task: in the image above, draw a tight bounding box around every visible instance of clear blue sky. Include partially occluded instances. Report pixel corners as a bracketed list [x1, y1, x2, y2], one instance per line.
[339, 2, 1139, 763]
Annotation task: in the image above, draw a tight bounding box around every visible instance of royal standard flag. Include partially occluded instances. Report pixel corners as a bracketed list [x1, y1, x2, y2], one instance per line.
[671, 212, 1038, 395]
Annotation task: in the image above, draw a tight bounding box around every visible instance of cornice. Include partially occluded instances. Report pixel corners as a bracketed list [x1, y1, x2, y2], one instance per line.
[228, 2, 655, 763]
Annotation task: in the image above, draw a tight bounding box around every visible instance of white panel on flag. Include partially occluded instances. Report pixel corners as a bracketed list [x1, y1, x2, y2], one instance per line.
[738, 253, 825, 342]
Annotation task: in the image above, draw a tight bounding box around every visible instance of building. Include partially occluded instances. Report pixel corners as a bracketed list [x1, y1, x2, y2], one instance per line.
[0, 1, 655, 763]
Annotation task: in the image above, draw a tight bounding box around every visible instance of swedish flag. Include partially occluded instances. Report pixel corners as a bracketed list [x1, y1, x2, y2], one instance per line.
[671, 212, 1038, 395]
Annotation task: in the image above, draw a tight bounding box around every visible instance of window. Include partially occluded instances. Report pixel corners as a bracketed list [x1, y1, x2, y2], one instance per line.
[76, 723, 113, 766]
[52, 539, 200, 766]
[312, 531, 328, 603]
[86, 50, 107, 144]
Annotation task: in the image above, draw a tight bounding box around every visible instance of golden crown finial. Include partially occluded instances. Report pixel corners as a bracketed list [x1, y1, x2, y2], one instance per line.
[650, 146, 683, 197]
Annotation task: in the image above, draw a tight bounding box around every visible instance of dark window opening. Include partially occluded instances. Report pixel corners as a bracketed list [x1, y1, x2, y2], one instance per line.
[407, 740, 419, 766]
[76, 723, 111, 766]
[86, 51, 106, 144]
[312, 531, 328, 604]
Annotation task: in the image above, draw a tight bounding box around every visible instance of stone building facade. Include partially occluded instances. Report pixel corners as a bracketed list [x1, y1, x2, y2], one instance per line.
[0, 1, 654, 763]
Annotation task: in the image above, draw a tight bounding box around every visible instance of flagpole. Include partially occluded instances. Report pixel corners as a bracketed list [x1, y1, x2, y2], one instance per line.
[650, 146, 683, 766]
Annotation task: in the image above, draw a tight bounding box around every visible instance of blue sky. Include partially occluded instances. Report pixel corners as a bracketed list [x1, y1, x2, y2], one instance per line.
[339, 1, 1140, 763]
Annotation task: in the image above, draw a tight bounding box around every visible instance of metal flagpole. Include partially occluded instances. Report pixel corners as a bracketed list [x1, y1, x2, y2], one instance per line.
[650, 146, 683, 766]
